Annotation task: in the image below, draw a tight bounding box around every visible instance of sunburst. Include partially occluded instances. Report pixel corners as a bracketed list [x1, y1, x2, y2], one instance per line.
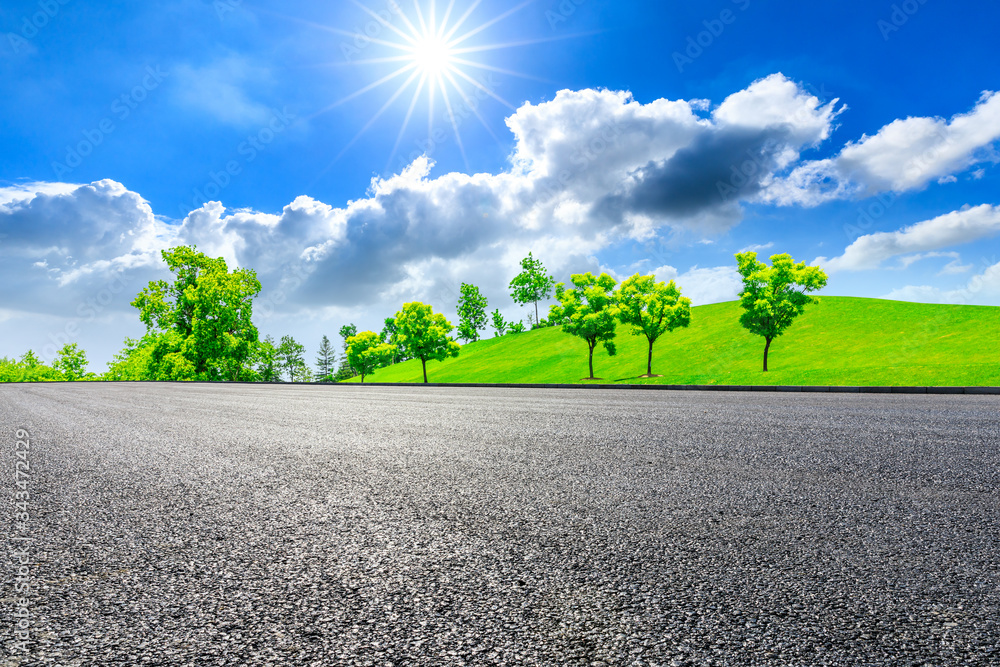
[294, 0, 591, 173]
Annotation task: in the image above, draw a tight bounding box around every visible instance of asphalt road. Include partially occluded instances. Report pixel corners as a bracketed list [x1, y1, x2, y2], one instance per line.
[2, 383, 999, 666]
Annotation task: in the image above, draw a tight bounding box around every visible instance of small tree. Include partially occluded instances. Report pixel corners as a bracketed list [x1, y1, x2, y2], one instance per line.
[456, 283, 489, 343]
[617, 275, 692, 377]
[550, 272, 619, 380]
[491, 309, 508, 337]
[255, 335, 281, 382]
[277, 335, 308, 382]
[345, 331, 397, 383]
[509, 252, 555, 326]
[315, 335, 336, 382]
[735, 252, 829, 372]
[53, 343, 89, 381]
[394, 302, 461, 384]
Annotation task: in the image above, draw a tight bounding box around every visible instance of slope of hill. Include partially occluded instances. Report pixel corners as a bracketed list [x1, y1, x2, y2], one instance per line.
[350, 297, 1000, 386]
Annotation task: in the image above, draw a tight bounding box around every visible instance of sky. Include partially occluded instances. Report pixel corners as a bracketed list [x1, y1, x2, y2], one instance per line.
[2, 0, 1000, 369]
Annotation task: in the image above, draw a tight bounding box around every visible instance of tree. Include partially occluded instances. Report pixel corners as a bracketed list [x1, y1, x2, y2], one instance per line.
[315, 335, 336, 382]
[549, 272, 619, 380]
[381, 317, 404, 364]
[456, 283, 489, 343]
[735, 252, 829, 372]
[345, 331, 397, 383]
[394, 302, 461, 383]
[131, 246, 261, 381]
[53, 343, 89, 381]
[617, 275, 692, 377]
[277, 335, 308, 382]
[254, 336, 281, 382]
[509, 252, 555, 326]
[339, 324, 358, 350]
[491, 309, 508, 337]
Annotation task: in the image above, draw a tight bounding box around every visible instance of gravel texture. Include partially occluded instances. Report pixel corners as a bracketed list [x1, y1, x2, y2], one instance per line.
[2, 383, 999, 666]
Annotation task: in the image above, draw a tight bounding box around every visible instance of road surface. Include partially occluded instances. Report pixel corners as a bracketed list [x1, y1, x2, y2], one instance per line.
[2, 383, 998, 665]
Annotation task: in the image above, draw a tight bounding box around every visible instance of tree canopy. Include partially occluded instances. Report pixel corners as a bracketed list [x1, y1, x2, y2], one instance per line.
[550, 272, 619, 380]
[131, 246, 261, 381]
[736, 252, 829, 371]
[617, 274, 692, 377]
[346, 331, 397, 383]
[394, 302, 460, 383]
[53, 343, 90, 381]
[457, 283, 489, 343]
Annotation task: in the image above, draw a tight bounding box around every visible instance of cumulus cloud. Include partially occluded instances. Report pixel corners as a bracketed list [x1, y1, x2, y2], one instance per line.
[883, 261, 1000, 306]
[766, 91, 1000, 205]
[816, 205, 1000, 273]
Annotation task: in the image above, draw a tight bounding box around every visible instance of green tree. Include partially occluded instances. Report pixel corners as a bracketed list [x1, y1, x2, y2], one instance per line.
[339, 324, 358, 350]
[346, 331, 397, 383]
[491, 309, 508, 337]
[315, 335, 336, 382]
[53, 343, 89, 381]
[735, 252, 829, 372]
[550, 272, 619, 380]
[277, 335, 308, 382]
[394, 302, 461, 383]
[456, 283, 489, 343]
[254, 335, 281, 382]
[509, 252, 555, 326]
[381, 317, 404, 364]
[131, 246, 261, 381]
[617, 274, 692, 377]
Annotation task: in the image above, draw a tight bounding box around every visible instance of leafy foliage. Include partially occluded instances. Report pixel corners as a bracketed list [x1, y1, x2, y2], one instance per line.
[735, 252, 829, 371]
[131, 246, 261, 381]
[53, 343, 90, 381]
[254, 335, 282, 382]
[509, 253, 555, 325]
[457, 283, 489, 343]
[394, 302, 461, 383]
[550, 272, 619, 379]
[277, 335, 309, 382]
[491, 309, 509, 337]
[0, 351, 63, 383]
[617, 274, 692, 376]
[345, 331, 397, 383]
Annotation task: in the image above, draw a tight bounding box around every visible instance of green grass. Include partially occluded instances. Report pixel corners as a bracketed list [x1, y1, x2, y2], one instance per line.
[350, 297, 1000, 387]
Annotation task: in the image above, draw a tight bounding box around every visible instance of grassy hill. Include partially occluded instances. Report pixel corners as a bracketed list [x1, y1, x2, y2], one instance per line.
[350, 297, 1000, 387]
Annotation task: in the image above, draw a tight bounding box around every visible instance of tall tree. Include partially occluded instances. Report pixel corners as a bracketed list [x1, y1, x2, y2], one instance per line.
[735, 252, 829, 372]
[456, 283, 489, 343]
[339, 324, 358, 350]
[345, 331, 397, 383]
[315, 335, 336, 382]
[381, 317, 403, 364]
[617, 275, 692, 377]
[549, 272, 619, 380]
[53, 343, 89, 381]
[394, 302, 461, 383]
[131, 246, 261, 381]
[509, 252, 555, 326]
[277, 335, 307, 382]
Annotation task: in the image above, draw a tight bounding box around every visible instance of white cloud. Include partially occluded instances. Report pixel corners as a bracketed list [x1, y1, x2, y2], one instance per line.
[883, 261, 1000, 306]
[765, 91, 1000, 205]
[649, 264, 742, 305]
[816, 205, 1000, 273]
[172, 56, 275, 126]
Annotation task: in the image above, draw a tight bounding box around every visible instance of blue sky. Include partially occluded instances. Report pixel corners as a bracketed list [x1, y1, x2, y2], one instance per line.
[2, 0, 1000, 368]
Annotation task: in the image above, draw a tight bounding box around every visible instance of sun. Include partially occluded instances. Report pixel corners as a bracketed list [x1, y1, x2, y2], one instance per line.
[303, 1, 591, 173]
[411, 35, 455, 76]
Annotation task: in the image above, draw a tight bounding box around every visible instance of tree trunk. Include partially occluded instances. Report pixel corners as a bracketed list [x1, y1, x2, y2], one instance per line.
[588, 342, 595, 379]
[763, 337, 773, 372]
[647, 338, 654, 376]
[422, 358, 428, 384]
[534, 300, 539, 327]
[361, 373, 365, 384]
